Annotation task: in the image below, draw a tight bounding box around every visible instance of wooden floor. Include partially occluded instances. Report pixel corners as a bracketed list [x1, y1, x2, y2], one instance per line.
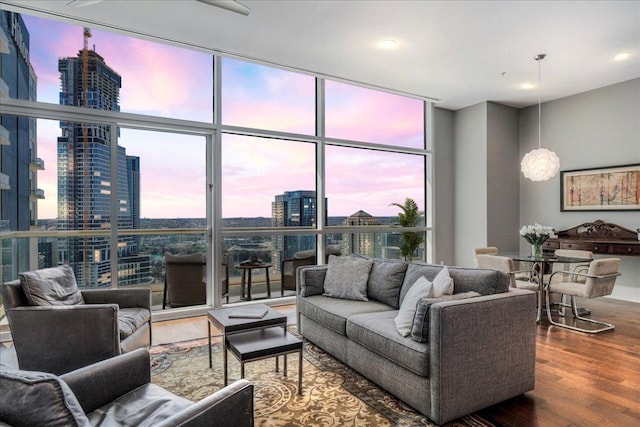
[152, 298, 640, 427]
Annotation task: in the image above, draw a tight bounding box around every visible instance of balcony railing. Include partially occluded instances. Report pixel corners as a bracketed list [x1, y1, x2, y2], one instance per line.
[29, 188, 45, 199]
[30, 157, 45, 170]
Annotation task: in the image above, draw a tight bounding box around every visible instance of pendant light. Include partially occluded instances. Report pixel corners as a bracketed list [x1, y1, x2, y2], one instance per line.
[521, 54, 560, 181]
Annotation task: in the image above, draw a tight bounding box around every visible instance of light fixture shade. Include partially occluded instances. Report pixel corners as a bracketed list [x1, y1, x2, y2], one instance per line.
[520, 148, 560, 181]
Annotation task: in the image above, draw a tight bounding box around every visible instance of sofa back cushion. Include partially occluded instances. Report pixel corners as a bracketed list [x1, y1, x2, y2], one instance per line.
[0, 369, 90, 427]
[323, 255, 373, 301]
[367, 259, 408, 309]
[19, 265, 84, 306]
[399, 263, 509, 306]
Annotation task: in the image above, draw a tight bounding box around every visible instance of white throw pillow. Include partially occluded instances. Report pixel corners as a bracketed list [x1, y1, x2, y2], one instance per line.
[431, 266, 454, 298]
[394, 276, 433, 337]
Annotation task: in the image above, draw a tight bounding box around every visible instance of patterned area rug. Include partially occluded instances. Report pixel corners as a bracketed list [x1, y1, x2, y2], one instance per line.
[150, 333, 500, 427]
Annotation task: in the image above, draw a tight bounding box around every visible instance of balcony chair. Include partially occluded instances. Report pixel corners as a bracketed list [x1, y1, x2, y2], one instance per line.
[280, 245, 341, 296]
[545, 257, 621, 333]
[162, 252, 206, 309]
[0, 348, 254, 427]
[1, 265, 151, 375]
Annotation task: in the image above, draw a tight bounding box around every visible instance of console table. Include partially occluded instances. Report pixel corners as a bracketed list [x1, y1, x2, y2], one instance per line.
[542, 220, 640, 256]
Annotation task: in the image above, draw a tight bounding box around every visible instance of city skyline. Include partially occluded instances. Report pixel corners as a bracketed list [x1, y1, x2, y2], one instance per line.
[23, 13, 425, 220]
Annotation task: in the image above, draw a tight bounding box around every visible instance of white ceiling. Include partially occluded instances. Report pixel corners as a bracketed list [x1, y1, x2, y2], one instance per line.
[3, 0, 640, 110]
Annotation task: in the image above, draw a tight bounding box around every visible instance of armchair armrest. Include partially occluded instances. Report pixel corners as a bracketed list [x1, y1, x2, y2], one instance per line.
[428, 289, 536, 424]
[546, 270, 621, 288]
[82, 288, 151, 310]
[61, 348, 151, 414]
[157, 379, 254, 427]
[7, 305, 120, 375]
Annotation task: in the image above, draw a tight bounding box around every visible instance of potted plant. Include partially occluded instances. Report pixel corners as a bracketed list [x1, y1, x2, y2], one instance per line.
[390, 198, 424, 261]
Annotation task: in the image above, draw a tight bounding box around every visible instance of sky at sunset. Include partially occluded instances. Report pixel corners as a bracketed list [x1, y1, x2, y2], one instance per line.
[23, 13, 425, 220]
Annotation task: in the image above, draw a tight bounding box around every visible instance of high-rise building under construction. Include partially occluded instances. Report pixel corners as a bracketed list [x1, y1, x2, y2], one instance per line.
[57, 30, 148, 287]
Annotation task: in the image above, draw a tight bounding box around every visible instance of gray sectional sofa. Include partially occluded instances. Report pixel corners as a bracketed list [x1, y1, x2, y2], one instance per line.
[296, 257, 537, 425]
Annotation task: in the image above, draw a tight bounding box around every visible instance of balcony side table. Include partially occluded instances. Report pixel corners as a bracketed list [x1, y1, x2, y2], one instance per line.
[235, 262, 272, 300]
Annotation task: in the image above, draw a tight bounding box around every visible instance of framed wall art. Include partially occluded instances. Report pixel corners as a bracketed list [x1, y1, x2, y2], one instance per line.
[561, 164, 640, 211]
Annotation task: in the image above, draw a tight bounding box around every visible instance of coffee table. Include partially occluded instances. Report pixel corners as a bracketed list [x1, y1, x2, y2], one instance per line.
[207, 304, 293, 385]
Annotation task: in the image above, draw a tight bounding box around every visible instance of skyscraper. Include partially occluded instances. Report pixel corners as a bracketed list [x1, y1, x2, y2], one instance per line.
[0, 11, 40, 282]
[57, 30, 148, 287]
[342, 210, 381, 257]
[272, 190, 317, 268]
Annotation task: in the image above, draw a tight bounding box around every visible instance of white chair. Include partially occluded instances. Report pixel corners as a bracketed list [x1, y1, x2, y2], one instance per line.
[545, 258, 621, 333]
[476, 254, 540, 321]
[475, 254, 538, 291]
[473, 247, 498, 267]
[549, 249, 594, 315]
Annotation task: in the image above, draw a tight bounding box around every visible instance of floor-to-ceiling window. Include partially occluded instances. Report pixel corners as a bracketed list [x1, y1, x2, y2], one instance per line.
[0, 7, 432, 332]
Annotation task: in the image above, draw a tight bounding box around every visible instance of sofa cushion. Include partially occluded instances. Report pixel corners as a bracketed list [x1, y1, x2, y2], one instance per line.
[395, 276, 434, 337]
[431, 266, 454, 298]
[323, 255, 373, 301]
[299, 266, 328, 297]
[367, 259, 408, 309]
[347, 311, 430, 377]
[19, 265, 85, 306]
[87, 383, 193, 427]
[410, 291, 481, 343]
[400, 263, 510, 306]
[0, 369, 91, 427]
[298, 295, 392, 336]
[119, 308, 152, 340]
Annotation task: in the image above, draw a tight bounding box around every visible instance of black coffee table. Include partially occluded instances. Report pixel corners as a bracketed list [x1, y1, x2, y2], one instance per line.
[207, 304, 291, 386]
[226, 327, 303, 394]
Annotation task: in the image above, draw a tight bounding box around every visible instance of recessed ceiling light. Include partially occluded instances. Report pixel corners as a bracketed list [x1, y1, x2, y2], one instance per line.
[520, 83, 535, 90]
[378, 39, 397, 49]
[614, 52, 631, 61]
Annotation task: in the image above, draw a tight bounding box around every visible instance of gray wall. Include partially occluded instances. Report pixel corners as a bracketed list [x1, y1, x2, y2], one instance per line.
[433, 107, 455, 265]
[448, 101, 520, 267]
[453, 102, 488, 266]
[433, 78, 638, 302]
[487, 102, 520, 253]
[519, 78, 640, 302]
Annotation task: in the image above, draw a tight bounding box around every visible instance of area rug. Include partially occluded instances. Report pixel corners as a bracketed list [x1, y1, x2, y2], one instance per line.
[150, 333, 500, 427]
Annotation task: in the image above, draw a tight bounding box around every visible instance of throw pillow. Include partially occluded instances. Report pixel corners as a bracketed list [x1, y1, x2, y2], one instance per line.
[322, 255, 373, 301]
[431, 266, 454, 298]
[0, 369, 91, 426]
[410, 291, 481, 343]
[367, 260, 408, 309]
[394, 276, 434, 337]
[19, 265, 84, 306]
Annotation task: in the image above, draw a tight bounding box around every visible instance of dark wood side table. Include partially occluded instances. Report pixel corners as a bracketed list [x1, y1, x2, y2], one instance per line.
[235, 262, 272, 300]
[207, 304, 286, 386]
[226, 327, 303, 395]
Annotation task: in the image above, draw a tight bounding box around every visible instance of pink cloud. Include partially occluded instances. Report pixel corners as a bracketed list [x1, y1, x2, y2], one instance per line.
[24, 13, 425, 222]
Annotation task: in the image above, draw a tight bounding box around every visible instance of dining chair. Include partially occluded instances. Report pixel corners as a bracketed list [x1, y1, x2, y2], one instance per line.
[549, 249, 594, 314]
[545, 257, 621, 333]
[472, 247, 498, 267]
[475, 254, 538, 291]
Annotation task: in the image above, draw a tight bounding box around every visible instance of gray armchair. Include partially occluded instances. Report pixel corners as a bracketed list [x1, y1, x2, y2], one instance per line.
[0, 348, 254, 427]
[1, 266, 151, 375]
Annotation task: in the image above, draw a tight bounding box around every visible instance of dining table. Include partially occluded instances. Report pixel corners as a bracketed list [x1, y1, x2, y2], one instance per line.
[503, 252, 594, 323]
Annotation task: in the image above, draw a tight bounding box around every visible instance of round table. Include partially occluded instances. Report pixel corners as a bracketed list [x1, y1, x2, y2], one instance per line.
[235, 262, 272, 301]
